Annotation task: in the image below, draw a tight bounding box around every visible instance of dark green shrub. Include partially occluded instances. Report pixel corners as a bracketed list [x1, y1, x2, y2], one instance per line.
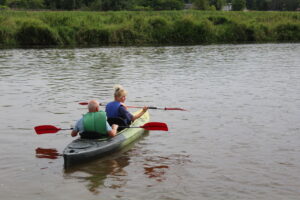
[222, 22, 255, 42]
[76, 27, 110, 45]
[16, 19, 61, 46]
[207, 16, 229, 25]
[171, 16, 214, 44]
[110, 25, 139, 44]
[0, 26, 13, 45]
[56, 26, 75, 45]
[275, 23, 300, 41]
[251, 24, 272, 42]
[148, 16, 171, 43]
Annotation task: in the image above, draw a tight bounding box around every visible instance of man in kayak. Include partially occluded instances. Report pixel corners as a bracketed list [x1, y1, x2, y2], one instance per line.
[71, 100, 118, 138]
[105, 85, 148, 127]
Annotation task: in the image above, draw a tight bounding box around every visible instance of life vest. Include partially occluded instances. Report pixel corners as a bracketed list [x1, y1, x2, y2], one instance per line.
[105, 101, 121, 118]
[83, 111, 107, 136]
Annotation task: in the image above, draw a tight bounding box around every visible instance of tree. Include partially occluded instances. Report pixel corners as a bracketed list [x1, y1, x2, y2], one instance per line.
[6, 0, 44, 9]
[285, 0, 300, 11]
[192, 0, 210, 10]
[246, 0, 256, 10]
[256, 0, 270, 10]
[210, 0, 225, 10]
[99, 0, 133, 10]
[152, 0, 184, 10]
[232, 0, 246, 10]
[0, 0, 6, 5]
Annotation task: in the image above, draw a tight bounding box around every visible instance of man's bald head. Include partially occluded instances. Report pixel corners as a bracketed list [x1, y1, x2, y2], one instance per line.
[88, 100, 100, 112]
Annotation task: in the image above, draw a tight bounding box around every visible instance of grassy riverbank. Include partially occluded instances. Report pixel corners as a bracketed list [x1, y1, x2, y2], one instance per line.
[0, 10, 299, 47]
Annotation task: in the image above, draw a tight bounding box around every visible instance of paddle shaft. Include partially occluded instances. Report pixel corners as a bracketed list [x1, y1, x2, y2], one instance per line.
[78, 102, 186, 111]
[34, 122, 168, 134]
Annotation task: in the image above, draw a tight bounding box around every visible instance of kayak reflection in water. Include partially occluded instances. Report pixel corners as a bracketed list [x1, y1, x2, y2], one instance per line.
[106, 85, 148, 130]
[64, 155, 130, 194]
[71, 100, 118, 139]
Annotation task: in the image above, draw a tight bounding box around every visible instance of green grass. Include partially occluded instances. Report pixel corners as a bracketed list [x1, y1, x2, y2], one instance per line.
[0, 10, 299, 47]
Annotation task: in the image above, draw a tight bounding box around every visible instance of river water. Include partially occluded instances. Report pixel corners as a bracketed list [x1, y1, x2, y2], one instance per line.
[0, 43, 299, 200]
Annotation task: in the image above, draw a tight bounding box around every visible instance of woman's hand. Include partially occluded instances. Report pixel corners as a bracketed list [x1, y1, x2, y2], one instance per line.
[142, 106, 149, 113]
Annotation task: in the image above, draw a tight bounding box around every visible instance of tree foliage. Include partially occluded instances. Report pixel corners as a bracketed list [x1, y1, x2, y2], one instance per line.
[1, 0, 300, 10]
[210, 0, 225, 10]
[6, 0, 44, 8]
[192, 0, 210, 10]
[0, 0, 6, 5]
[246, 0, 300, 11]
[232, 0, 246, 10]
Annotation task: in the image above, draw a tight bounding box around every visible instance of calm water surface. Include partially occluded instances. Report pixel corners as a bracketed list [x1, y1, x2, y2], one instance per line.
[0, 44, 299, 200]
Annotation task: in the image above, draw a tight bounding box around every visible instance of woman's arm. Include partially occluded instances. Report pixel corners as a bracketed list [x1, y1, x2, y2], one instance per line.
[132, 106, 148, 122]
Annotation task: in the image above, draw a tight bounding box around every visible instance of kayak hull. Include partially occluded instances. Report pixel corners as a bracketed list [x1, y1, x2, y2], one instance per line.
[63, 110, 149, 169]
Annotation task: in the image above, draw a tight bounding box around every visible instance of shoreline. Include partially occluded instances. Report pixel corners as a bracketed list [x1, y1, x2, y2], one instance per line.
[0, 10, 299, 48]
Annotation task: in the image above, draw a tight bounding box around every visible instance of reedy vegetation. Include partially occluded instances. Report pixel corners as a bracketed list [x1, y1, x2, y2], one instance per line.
[0, 10, 299, 47]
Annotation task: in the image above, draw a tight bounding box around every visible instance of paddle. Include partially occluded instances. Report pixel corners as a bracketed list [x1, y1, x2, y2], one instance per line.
[34, 122, 168, 135]
[78, 102, 186, 111]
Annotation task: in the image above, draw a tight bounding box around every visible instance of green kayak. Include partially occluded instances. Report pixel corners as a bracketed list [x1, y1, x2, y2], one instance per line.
[63, 110, 150, 169]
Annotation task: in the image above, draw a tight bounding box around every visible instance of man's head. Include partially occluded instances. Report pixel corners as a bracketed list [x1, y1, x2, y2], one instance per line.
[88, 100, 100, 112]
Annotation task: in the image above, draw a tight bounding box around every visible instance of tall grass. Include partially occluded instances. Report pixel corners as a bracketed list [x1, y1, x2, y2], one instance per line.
[0, 10, 299, 47]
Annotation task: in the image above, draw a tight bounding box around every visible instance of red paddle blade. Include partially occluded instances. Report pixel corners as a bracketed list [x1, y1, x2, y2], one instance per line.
[34, 125, 61, 134]
[140, 122, 169, 131]
[164, 107, 187, 111]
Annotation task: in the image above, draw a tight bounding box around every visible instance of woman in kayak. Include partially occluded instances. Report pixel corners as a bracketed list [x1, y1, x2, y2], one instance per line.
[71, 100, 118, 138]
[105, 85, 148, 127]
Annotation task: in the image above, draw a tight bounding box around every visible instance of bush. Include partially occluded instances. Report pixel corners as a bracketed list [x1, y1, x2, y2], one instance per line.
[76, 27, 110, 45]
[171, 16, 214, 44]
[275, 23, 300, 41]
[0, 5, 9, 10]
[16, 19, 61, 46]
[0, 26, 13, 45]
[1, 10, 300, 47]
[147, 16, 171, 43]
[56, 26, 75, 45]
[221, 22, 255, 42]
[110, 25, 139, 44]
[207, 16, 229, 25]
[251, 24, 272, 42]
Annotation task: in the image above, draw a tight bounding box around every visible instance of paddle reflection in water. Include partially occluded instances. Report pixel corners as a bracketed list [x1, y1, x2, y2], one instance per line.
[144, 165, 169, 182]
[35, 147, 61, 159]
[143, 154, 191, 183]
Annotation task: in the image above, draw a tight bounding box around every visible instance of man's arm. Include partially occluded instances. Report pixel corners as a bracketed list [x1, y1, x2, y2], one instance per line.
[107, 124, 118, 137]
[71, 118, 83, 137]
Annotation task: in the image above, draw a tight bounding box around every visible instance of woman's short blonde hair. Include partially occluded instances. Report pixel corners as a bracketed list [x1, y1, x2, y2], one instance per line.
[114, 84, 127, 98]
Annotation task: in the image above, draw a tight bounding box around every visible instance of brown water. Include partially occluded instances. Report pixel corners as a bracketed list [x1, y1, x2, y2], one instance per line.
[0, 43, 300, 200]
